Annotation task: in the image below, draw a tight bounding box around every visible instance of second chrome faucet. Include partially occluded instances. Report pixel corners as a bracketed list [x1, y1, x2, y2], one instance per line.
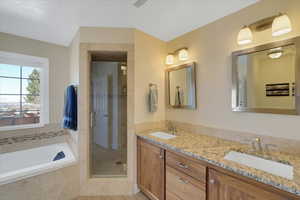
[167, 121, 177, 135]
[250, 137, 277, 156]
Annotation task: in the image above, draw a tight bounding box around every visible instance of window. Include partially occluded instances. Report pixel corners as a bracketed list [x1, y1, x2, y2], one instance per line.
[0, 51, 49, 130]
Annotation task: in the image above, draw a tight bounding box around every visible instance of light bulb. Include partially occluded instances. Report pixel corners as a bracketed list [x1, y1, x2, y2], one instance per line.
[178, 49, 189, 61]
[272, 14, 292, 37]
[237, 26, 253, 45]
[165, 54, 174, 65]
[268, 48, 283, 59]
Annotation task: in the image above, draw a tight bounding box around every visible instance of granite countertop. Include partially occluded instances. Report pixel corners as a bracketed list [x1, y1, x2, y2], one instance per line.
[136, 130, 300, 196]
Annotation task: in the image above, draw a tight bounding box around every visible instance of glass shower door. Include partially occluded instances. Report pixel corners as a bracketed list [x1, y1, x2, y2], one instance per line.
[90, 61, 127, 177]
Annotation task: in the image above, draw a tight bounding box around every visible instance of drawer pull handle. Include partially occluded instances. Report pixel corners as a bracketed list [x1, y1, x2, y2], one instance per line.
[209, 179, 215, 184]
[178, 177, 189, 184]
[177, 162, 189, 169]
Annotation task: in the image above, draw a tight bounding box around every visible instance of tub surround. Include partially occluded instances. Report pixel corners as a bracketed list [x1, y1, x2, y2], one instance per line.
[136, 128, 300, 196]
[0, 143, 76, 186]
[0, 128, 78, 200]
[0, 164, 79, 200]
[0, 123, 65, 141]
[0, 128, 68, 154]
[0, 130, 66, 146]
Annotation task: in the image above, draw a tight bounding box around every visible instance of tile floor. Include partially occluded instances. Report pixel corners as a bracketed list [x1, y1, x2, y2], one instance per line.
[91, 143, 127, 176]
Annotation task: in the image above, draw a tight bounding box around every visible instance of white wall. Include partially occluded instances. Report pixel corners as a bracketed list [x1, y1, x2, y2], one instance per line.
[134, 30, 166, 124]
[69, 30, 80, 85]
[166, 0, 300, 141]
[0, 32, 69, 125]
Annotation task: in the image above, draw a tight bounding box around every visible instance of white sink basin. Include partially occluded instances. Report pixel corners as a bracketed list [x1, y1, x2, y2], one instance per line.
[224, 151, 293, 180]
[150, 132, 177, 140]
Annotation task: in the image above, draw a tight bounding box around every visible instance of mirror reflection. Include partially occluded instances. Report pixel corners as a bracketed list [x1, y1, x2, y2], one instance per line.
[234, 44, 297, 114]
[167, 63, 196, 109]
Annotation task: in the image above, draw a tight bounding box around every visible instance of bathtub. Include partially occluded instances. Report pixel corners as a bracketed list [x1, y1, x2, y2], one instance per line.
[0, 143, 76, 185]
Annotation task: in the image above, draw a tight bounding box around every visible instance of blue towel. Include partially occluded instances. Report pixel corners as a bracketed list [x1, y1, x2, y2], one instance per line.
[53, 151, 65, 161]
[63, 85, 77, 130]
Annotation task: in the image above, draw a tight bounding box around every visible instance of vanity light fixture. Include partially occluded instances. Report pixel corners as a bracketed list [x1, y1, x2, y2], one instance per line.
[272, 14, 292, 37]
[237, 26, 253, 45]
[268, 47, 283, 59]
[165, 48, 189, 65]
[178, 48, 189, 61]
[166, 54, 175, 65]
[237, 13, 293, 45]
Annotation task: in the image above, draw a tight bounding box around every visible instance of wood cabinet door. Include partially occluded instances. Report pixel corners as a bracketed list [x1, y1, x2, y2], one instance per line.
[138, 139, 165, 200]
[208, 169, 291, 200]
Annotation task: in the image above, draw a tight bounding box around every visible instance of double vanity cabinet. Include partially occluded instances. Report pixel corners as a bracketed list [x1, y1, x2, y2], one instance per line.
[137, 137, 298, 200]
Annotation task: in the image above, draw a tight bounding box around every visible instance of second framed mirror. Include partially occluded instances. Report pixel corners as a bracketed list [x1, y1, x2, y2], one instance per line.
[166, 62, 196, 109]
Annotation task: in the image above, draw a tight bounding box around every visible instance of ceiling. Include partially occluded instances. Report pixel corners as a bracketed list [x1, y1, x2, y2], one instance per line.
[0, 0, 258, 46]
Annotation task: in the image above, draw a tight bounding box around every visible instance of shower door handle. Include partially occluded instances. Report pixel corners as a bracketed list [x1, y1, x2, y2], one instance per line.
[90, 112, 94, 128]
[103, 114, 109, 118]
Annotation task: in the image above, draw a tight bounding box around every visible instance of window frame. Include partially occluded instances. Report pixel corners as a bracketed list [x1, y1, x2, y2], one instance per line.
[0, 51, 49, 131]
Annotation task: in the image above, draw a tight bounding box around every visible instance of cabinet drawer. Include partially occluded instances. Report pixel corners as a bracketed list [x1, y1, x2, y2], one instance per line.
[166, 191, 181, 200]
[166, 151, 206, 182]
[166, 166, 206, 200]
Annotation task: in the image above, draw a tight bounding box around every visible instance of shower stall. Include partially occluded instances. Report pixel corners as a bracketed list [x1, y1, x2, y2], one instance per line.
[90, 52, 127, 177]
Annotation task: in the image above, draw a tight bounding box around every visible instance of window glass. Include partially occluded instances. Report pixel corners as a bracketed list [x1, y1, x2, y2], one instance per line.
[0, 64, 20, 77]
[22, 66, 40, 79]
[22, 95, 40, 110]
[0, 95, 21, 112]
[0, 64, 41, 128]
[0, 77, 20, 94]
[22, 79, 40, 95]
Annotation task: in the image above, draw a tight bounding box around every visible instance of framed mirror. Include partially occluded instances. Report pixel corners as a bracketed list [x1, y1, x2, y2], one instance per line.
[232, 37, 300, 115]
[166, 62, 196, 109]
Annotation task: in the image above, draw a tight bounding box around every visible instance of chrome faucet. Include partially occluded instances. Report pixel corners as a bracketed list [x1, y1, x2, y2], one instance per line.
[249, 137, 277, 155]
[264, 143, 277, 156]
[253, 137, 263, 154]
[167, 121, 177, 135]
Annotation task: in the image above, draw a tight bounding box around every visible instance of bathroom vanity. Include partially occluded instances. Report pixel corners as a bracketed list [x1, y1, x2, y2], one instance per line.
[137, 133, 300, 200]
[137, 37, 300, 200]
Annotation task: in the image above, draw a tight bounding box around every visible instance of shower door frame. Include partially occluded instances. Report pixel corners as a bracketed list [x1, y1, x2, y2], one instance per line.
[78, 43, 135, 196]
